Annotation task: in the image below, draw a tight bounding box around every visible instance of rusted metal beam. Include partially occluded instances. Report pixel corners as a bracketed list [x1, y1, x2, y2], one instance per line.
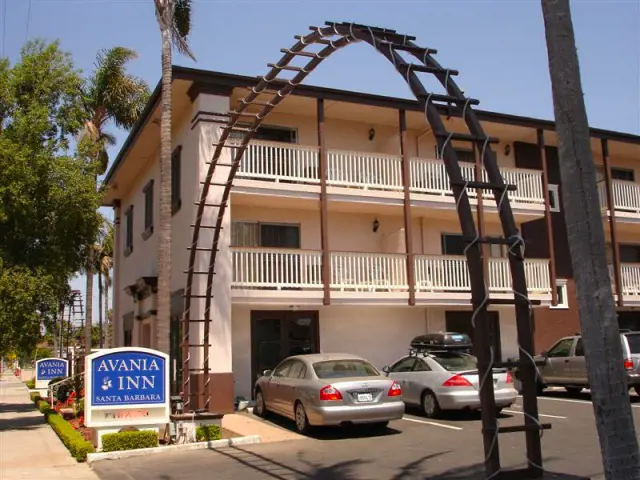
[537, 129, 558, 307]
[602, 138, 624, 306]
[318, 98, 331, 306]
[399, 110, 416, 306]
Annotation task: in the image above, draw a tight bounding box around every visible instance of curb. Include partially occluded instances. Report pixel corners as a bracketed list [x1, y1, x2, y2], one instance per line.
[86, 435, 261, 464]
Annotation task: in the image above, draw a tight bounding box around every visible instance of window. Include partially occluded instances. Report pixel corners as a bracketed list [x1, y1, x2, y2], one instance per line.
[390, 357, 417, 373]
[231, 222, 301, 248]
[273, 360, 292, 377]
[124, 205, 134, 256]
[624, 334, 640, 354]
[441, 233, 465, 256]
[414, 359, 432, 372]
[171, 146, 182, 215]
[142, 180, 154, 240]
[287, 361, 305, 379]
[612, 168, 635, 182]
[548, 184, 560, 212]
[430, 352, 477, 372]
[546, 338, 574, 358]
[575, 338, 584, 357]
[550, 279, 569, 309]
[312, 360, 380, 379]
[435, 145, 475, 162]
[124, 329, 132, 347]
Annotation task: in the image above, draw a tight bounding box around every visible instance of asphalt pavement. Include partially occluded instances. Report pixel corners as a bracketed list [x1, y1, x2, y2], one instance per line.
[91, 390, 640, 480]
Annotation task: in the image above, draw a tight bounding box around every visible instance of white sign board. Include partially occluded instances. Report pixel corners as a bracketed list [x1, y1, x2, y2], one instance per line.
[35, 358, 69, 390]
[84, 347, 170, 429]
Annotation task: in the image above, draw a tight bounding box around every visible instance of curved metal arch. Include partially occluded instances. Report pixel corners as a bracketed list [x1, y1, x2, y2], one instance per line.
[183, 22, 542, 477]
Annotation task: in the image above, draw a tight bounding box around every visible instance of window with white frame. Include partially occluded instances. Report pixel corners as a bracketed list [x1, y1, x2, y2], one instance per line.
[548, 184, 560, 212]
[550, 279, 569, 309]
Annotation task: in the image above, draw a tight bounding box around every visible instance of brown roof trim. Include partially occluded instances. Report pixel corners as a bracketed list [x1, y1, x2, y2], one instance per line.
[103, 65, 640, 199]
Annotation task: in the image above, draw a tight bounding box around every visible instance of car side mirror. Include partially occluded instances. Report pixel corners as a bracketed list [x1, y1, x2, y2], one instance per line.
[262, 369, 273, 377]
[382, 366, 390, 375]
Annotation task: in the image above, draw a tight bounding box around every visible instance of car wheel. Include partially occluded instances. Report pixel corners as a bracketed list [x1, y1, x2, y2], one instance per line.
[422, 391, 442, 419]
[294, 402, 311, 434]
[254, 390, 267, 418]
[495, 407, 503, 416]
[565, 386, 583, 395]
[634, 386, 640, 397]
[536, 381, 545, 396]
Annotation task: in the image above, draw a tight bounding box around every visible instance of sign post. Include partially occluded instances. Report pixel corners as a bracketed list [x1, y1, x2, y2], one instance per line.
[85, 347, 170, 450]
[35, 358, 69, 393]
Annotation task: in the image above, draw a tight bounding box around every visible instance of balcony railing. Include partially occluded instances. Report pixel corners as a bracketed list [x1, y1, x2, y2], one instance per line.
[235, 141, 545, 205]
[231, 247, 551, 297]
[598, 181, 640, 215]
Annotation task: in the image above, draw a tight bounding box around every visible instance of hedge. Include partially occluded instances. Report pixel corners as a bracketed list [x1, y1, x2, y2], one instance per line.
[30, 393, 94, 462]
[101, 431, 158, 452]
[196, 424, 221, 442]
[26, 378, 35, 389]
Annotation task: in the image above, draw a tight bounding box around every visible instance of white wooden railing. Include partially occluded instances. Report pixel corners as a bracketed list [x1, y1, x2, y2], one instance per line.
[414, 255, 551, 295]
[329, 252, 408, 291]
[233, 141, 545, 205]
[620, 263, 640, 297]
[599, 181, 640, 214]
[231, 248, 551, 296]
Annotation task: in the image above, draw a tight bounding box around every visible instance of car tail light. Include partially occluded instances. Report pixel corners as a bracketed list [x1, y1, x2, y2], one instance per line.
[505, 372, 513, 384]
[442, 374, 473, 387]
[387, 381, 402, 397]
[319, 385, 343, 401]
[624, 358, 634, 371]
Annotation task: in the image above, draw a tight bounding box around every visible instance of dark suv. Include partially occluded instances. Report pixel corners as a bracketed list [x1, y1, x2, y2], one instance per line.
[516, 331, 640, 395]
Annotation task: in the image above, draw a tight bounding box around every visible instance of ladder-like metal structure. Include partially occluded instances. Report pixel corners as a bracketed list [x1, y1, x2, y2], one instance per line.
[64, 290, 84, 357]
[183, 22, 548, 479]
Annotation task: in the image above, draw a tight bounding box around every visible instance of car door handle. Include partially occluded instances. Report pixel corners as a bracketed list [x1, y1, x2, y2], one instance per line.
[564, 360, 570, 363]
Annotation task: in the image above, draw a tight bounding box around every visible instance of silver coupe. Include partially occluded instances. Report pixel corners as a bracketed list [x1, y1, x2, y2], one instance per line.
[253, 353, 405, 434]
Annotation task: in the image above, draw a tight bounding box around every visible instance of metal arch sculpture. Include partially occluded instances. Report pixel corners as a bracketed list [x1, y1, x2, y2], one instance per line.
[184, 22, 547, 479]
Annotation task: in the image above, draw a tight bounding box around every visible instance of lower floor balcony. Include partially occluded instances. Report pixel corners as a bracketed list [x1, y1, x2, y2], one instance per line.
[230, 247, 552, 306]
[612, 263, 640, 305]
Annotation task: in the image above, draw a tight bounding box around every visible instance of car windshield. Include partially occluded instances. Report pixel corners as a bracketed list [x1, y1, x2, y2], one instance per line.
[430, 352, 477, 372]
[625, 334, 640, 354]
[312, 359, 380, 379]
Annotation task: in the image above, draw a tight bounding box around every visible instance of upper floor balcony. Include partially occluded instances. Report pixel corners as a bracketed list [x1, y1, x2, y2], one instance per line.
[610, 263, 640, 306]
[230, 247, 552, 306]
[598, 181, 640, 224]
[231, 141, 546, 222]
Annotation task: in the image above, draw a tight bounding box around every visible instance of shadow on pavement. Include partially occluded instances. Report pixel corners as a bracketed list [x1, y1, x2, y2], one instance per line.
[255, 412, 402, 440]
[540, 389, 640, 405]
[0, 403, 38, 414]
[213, 446, 451, 479]
[428, 461, 590, 480]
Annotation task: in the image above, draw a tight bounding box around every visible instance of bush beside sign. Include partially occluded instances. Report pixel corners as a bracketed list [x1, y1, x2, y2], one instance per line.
[35, 358, 69, 389]
[84, 347, 170, 431]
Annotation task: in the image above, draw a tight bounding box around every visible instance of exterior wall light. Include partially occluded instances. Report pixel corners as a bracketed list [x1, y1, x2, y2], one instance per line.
[373, 218, 380, 232]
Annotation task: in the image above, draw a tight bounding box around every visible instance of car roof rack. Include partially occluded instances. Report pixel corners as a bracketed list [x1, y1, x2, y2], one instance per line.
[409, 332, 473, 356]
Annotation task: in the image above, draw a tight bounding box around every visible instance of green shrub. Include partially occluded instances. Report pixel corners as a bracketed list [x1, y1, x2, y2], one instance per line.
[47, 412, 95, 461]
[30, 391, 94, 461]
[196, 424, 221, 442]
[26, 378, 35, 389]
[101, 431, 158, 452]
[29, 392, 40, 402]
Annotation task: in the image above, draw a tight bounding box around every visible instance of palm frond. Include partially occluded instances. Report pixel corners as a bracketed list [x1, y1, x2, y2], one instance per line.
[173, 0, 196, 61]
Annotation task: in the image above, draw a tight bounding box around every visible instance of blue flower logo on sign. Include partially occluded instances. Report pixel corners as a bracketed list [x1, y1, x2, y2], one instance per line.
[36, 358, 68, 381]
[90, 351, 166, 406]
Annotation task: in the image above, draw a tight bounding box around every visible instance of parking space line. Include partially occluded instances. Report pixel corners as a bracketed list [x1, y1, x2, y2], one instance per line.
[401, 416, 463, 430]
[518, 395, 640, 408]
[503, 409, 567, 420]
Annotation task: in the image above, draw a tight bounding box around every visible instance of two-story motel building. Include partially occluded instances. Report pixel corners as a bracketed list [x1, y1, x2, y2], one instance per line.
[102, 66, 640, 411]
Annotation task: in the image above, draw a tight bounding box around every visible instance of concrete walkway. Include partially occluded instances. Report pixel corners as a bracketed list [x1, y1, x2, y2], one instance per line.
[222, 412, 304, 444]
[0, 371, 98, 480]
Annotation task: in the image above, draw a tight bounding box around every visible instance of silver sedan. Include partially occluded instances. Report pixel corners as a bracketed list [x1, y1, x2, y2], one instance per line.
[253, 353, 405, 434]
[384, 351, 517, 418]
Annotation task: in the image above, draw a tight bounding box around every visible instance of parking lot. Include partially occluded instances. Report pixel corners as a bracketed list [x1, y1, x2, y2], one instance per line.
[92, 389, 640, 480]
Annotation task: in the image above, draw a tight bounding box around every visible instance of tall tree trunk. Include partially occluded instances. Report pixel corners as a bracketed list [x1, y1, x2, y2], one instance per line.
[85, 249, 94, 354]
[98, 268, 104, 348]
[155, 1, 173, 355]
[541, 1, 640, 478]
[104, 277, 110, 348]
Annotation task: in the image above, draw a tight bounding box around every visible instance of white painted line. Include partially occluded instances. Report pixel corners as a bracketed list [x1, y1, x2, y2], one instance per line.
[401, 416, 463, 431]
[503, 409, 567, 420]
[518, 395, 640, 408]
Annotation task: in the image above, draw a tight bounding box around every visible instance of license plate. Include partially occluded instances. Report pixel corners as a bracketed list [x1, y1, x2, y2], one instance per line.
[357, 393, 373, 402]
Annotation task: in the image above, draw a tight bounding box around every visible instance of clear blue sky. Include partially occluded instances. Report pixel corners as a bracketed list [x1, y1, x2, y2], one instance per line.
[2, 0, 639, 321]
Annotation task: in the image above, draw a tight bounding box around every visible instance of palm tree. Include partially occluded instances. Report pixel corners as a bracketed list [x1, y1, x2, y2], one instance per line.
[98, 223, 114, 348]
[153, 0, 195, 354]
[540, 0, 640, 477]
[81, 46, 150, 353]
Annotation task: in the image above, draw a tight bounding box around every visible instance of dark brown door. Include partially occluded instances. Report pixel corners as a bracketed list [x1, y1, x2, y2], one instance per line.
[250, 310, 319, 396]
[445, 310, 502, 360]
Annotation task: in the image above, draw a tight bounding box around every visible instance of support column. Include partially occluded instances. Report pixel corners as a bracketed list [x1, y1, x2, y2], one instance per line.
[537, 129, 558, 306]
[602, 138, 623, 306]
[112, 199, 123, 347]
[318, 99, 331, 305]
[399, 110, 416, 306]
